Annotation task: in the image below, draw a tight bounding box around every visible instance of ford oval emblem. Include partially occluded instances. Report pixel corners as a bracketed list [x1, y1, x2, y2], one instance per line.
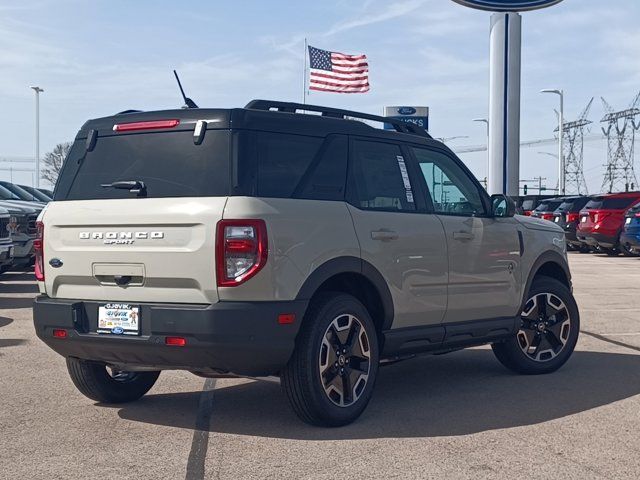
[451, 0, 563, 12]
[397, 107, 416, 115]
[111, 326, 124, 335]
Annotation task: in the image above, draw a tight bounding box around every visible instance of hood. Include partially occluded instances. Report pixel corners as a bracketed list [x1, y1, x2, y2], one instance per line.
[515, 214, 564, 233]
[0, 201, 40, 215]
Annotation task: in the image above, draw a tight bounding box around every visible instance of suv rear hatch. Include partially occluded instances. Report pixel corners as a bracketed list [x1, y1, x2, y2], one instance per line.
[43, 110, 233, 304]
[578, 195, 640, 235]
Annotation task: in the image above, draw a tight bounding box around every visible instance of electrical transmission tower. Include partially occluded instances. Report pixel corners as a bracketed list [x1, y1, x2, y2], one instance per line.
[555, 98, 592, 195]
[600, 92, 640, 193]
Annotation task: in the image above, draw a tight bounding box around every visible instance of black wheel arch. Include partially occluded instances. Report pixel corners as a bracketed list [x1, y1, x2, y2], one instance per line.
[522, 250, 572, 309]
[295, 256, 394, 331]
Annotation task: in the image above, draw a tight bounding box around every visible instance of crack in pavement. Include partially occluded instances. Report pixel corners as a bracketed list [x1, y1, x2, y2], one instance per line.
[185, 378, 216, 480]
[581, 330, 640, 353]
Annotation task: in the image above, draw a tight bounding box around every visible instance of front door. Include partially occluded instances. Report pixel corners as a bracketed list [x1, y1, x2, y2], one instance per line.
[410, 146, 522, 324]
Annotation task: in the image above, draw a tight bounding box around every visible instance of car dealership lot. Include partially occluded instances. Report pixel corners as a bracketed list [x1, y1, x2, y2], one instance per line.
[2, 254, 640, 480]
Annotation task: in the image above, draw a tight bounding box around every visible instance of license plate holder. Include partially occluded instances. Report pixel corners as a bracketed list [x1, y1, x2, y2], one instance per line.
[97, 303, 141, 335]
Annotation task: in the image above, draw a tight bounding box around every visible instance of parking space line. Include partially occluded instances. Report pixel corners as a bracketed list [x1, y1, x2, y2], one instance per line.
[185, 378, 216, 480]
[581, 330, 640, 353]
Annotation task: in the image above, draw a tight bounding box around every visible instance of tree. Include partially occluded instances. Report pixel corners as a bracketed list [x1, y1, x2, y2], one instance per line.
[41, 142, 72, 186]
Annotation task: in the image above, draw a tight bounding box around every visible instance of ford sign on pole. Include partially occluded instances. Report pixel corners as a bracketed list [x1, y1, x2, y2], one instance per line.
[451, 0, 563, 11]
[384, 106, 429, 132]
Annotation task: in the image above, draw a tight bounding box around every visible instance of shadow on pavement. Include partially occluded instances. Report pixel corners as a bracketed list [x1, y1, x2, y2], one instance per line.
[0, 297, 36, 310]
[0, 282, 39, 294]
[117, 349, 640, 439]
[0, 339, 26, 348]
[0, 317, 13, 329]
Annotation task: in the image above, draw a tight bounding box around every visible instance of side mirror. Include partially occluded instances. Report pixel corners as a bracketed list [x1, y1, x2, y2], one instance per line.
[491, 194, 516, 218]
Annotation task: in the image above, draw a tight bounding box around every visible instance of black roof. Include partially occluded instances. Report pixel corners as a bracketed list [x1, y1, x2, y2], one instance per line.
[78, 99, 439, 148]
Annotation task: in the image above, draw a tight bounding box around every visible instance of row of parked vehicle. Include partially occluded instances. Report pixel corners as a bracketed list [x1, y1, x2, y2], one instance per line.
[0, 182, 52, 274]
[517, 192, 640, 256]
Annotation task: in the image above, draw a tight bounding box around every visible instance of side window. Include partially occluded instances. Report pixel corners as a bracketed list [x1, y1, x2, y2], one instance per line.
[294, 135, 348, 201]
[348, 140, 416, 212]
[257, 133, 323, 198]
[412, 147, 485, 216]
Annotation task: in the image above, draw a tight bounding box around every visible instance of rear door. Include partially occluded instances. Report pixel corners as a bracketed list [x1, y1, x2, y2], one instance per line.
[346, 137, 448, 329]
[409, 146, 522, 323]
[43, 125, 232, 304]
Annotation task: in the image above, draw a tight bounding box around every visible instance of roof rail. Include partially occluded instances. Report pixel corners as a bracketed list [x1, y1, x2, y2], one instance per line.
[245, 99, 431, 138]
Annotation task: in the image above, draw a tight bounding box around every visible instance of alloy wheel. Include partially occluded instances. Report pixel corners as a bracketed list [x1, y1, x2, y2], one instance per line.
[517, 293, 571, 362]
[318, 314, 371, 407]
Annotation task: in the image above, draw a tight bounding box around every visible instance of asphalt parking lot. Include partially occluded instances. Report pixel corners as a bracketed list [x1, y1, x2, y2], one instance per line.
[2, 253, 640, 480]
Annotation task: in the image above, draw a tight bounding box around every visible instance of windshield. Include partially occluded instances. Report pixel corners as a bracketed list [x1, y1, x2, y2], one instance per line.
[56, 130, 231, 201]
[0, 182, 38, 201]
[522, 199, 535, 210]
[0, 184, 22, 200]
[18, 185, 51, 202]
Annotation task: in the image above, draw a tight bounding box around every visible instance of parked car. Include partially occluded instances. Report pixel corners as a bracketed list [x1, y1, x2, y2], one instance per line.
[0, 206, 14, 274]
[0, 181, 47, 206]
[576, 192, 640, 256]
[552, 196, 591, 252]
[0, 201, 41, 269]
[18, 184, 52, 202]
[530, 197, 565, 222]
[620, 201, 640, 254]
[33, 99, 579, 427]
[517, 195, 558, 216]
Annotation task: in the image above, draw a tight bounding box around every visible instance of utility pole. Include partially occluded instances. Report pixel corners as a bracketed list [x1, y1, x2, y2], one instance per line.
[473, 118, 489, 185]
[541, 89, 564, 195]
[30, 86, 44, 187]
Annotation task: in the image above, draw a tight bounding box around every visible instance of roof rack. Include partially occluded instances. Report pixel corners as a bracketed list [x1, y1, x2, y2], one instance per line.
[245, 99, 431, 138]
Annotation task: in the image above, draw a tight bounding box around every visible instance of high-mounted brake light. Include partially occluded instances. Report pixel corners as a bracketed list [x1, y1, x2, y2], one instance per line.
[112, 119, 180, 132]
[216, 220, 268, 287]
[34, 221, 44, 282]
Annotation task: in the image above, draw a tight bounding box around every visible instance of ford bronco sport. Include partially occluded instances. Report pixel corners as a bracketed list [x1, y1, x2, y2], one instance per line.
[33, 100, 579, 426]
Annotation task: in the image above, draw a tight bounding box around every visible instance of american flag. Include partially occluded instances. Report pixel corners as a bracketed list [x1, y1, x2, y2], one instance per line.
[308, 45, 370, 94]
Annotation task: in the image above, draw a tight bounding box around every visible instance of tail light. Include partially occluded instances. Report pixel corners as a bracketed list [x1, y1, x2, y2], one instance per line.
[216, 220, 268, 287]
[567, 213, 579, 223]
[541, 213, 554, 221]
[635, 212, 640, 218]
[34, 221, 44, 281]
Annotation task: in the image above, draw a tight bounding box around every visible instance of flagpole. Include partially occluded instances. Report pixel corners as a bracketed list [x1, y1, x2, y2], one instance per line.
[303, 38, 308, 105]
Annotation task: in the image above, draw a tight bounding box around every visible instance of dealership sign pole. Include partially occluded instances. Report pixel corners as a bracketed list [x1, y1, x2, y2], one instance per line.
[452, 0, 564, 197]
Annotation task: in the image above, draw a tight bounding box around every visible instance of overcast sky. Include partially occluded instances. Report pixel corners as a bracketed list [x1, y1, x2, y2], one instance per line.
[1, 0, 639, 192]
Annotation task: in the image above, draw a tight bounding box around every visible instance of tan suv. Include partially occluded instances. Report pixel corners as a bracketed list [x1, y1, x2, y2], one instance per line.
[33, 100, 579, 426]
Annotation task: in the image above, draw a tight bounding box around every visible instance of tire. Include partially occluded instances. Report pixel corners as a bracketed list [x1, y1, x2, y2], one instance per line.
[281, 292, 379, 427]
[578, 244, 591, 254]
[492, 276, 579, 375]
[66, 357, 160, 403]
[603, 248, 619, 256]
[620, 242, 639, 257]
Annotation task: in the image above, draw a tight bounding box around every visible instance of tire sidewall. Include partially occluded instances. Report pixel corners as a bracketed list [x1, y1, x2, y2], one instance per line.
[302, 294, 380, 425]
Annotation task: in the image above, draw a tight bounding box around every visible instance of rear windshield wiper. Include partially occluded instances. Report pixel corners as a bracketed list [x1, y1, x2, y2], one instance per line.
[101, 180, 147, 197]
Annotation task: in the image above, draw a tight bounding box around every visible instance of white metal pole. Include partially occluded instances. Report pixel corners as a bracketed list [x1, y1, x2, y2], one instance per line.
[30, 86, 43, 188]
[473, 118, 489, 185]
[559, 90, 564, 195]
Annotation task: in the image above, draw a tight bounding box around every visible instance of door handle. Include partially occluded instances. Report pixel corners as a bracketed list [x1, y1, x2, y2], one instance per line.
[371, 230, 399, 241]
[453, 231, 475, 241]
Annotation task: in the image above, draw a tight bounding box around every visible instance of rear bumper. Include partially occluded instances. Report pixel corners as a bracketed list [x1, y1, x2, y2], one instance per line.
[33, 296, 307, 376]
[620, 232, 640, 251]
[576, 232, 618, 249]
[11, 237, 34, 263]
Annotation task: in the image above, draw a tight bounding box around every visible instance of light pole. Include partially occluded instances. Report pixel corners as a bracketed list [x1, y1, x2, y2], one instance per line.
[540, 89, 564, 195]
[473, 118, 489, 185]
[30, 86, 44, 188]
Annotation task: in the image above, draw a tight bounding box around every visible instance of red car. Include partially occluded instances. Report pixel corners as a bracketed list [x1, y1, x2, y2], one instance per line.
[576, 192, 640, 256]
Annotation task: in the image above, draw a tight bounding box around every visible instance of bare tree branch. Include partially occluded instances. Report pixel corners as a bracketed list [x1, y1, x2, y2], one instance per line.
[41, 142, 71, 186]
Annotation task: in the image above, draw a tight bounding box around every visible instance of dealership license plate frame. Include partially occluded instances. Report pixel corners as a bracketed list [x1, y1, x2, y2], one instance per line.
[97, 303, 141, 335]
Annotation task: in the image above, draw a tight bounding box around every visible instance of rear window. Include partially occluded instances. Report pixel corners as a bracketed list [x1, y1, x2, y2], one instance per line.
[535, 200, 562, 212]
[585, 197, 639, 210]
[55, 130, 231, 200]
[557, 197, 588, 213]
